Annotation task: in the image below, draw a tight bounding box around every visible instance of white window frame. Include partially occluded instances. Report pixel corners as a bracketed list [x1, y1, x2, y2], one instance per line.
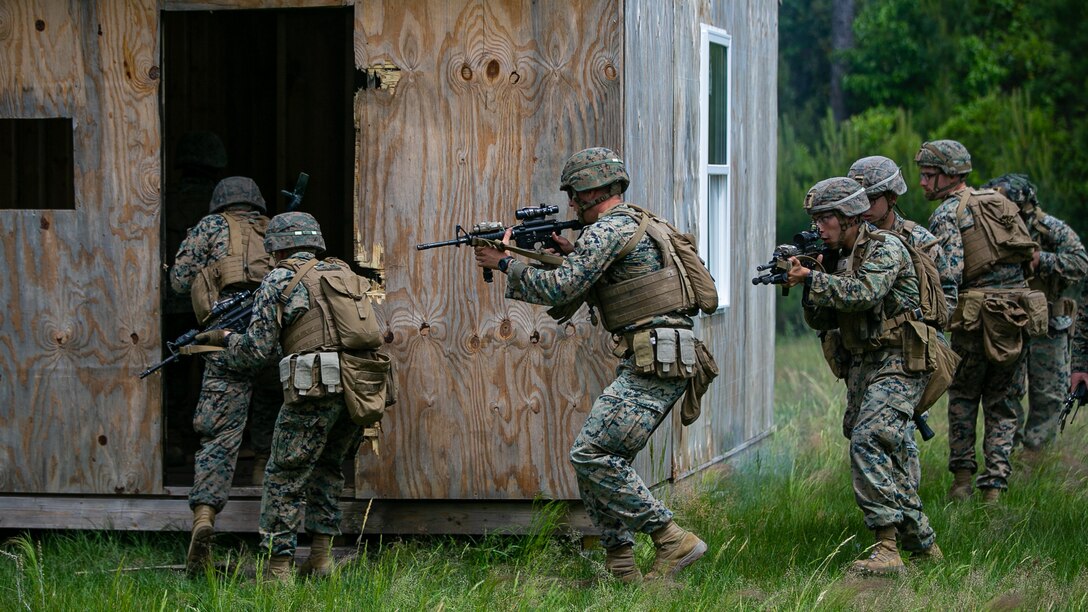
[697, 24, 732, 310]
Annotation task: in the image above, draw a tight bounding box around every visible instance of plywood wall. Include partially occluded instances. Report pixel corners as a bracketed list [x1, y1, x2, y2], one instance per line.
[0, 1, 162, 494]
[352, 0, 626, 500]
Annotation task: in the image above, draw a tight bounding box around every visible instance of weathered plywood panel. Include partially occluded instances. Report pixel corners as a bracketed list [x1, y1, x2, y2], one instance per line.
[161, 0, 350, 9]
[353, 0, 623, 499]
[0, 1, 162, 493]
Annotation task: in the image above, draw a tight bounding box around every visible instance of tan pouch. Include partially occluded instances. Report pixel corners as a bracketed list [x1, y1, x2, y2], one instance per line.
[321, 272, 383, 350]
[902, 321, 933, 374]
[630, 330, 655, 374]
[667, 231, 719, 314]
[340, 351, 392, 426]
[949, 290, 984, 333]
[278, 352, 341, 405]
[819, 330, 849, 380]
[980, 295, 1028, 365]
[917, 333, 961, 412]
[680, 339, 719, 426]
[1020, 290, 1049, 338]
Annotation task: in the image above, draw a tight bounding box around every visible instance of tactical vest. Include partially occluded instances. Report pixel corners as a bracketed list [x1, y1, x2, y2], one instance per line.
[956, 188, 1036, 284]
[277, 256, 383, 355]
[191, 211, 273, 323]
[593, 205, 718, 332]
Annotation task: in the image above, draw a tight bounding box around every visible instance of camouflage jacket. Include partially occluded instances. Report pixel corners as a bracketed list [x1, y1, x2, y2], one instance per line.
[1074, 284, 1088, 372]
[1023, 208, 1088, 328]
[169, 209, 269, 295]
[208, 251, 342, 373]
[505, 203, 692, 330]
[891, 213, 958, 317]
[927, 186, 1027, 291]
[803, 223, 920, 334]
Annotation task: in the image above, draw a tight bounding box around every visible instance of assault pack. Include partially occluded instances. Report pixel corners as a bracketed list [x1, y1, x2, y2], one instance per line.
[956, 188, 1036, 283]
[190, 212, 272, 323]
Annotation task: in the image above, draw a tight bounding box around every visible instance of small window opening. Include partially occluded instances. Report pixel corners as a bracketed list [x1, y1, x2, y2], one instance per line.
[0, 117, 76, 210]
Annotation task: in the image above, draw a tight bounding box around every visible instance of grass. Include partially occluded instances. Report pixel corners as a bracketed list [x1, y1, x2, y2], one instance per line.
[2, 335, 1087, 610]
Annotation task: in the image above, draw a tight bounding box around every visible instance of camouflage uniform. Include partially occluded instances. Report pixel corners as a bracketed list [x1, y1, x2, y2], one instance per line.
[982, 174, 1088, 450]
[172, 208, 280, 513]
[1074, 284, 1088, 374]
[210, 252, 363, 558]
[802, 179, 935, 550]
[927, 184, 1026, 491]
[504, 202, 692, 551]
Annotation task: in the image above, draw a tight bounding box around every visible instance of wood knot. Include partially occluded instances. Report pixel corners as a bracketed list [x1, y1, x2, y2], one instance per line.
[461, 64, 473, 81]
[35, 19, 45, 32]
[509, 71, 520, 84]
[498, 319, 513, 339]
[40, 216, 50, 230]
[604, 63, 617, 80]
[469, 334, 481, 351]
[384, 330, 394, 343]
[530, 330, 540, 344]
[148, 65, 160, 80]
[130, 333, 139, 344]
[419, 322, 430, 336]
[98, 435, 108, 446]
[486, 59, 500, 79]
[564, 322, 576, 336]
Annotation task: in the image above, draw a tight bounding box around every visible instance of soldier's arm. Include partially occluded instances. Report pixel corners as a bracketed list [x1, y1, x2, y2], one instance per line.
[216, 271, 289, 371]
[1037, 218, 1088, 283]
[928, 203, 964, 289]
[505, 221, 624, 306]
[806, 240, 901, 312]
[169, 217, 215, 295]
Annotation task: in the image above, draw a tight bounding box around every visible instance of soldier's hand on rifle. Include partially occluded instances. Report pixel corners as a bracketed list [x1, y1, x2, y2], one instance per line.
[546, 232, 575, 256]
[785, 254, 821, 287]
[1072, 371, 1088, 393]
[474, 228, 514, 270]
[195, 330, 232, 347]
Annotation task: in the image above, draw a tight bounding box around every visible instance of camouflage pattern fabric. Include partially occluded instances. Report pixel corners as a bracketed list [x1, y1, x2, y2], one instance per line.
[170, 209, 281, 513]
[846, 351, 935, 551]
[1017, 210, 1087, 449]
[1075, 284, 1088, 373]
[188, 360, 280, 512]
[208, 251, 363, 557]
[891, 214, 959, 318]
[914, 140, 972, 175]
[928, 185, 1028, 490]
[570, 359, 688, 549]
[803, 226, 935, 549]
[559, 147, 630, 194]
[503, 202, 695, 549]
[170, 210, 269, 295]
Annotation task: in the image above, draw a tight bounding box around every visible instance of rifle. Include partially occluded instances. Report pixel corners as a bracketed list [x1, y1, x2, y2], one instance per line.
[1060, 380, 1087, 433]
[138, 291, 254, 379]
[915, 412, 936, 441]
[415, 204, 584, 282]
[752, 228, 837, 296]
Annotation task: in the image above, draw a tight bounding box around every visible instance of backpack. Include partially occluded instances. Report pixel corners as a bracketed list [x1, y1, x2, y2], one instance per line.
[191, 212, 272, 323]
[956, 188, 1036, 283]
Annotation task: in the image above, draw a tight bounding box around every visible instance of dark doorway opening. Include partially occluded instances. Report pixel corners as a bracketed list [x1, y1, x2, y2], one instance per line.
[160, 7, 355, 487]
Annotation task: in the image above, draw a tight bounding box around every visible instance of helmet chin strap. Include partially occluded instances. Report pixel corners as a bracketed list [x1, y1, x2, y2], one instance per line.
[929, 175, 964, 201]
[574, 183, 624, 213]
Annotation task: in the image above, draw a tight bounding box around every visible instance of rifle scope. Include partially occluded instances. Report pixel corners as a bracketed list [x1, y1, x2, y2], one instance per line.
[515, 204, 559, 220]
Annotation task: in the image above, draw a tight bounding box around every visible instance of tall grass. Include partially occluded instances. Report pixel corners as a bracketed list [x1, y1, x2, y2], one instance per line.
[2, 336, 1087, 610]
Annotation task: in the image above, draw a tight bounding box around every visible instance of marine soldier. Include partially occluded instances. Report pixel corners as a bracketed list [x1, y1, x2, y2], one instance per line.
[981, 173, 1088, 453]
[785, 177, 942, 574]
[170, 176, 281, 573]
[199, 212, 391, 582]
[1071, 287, 1088, 394]
[473, 148, 717, 583]
[917, 140, 1042, 503]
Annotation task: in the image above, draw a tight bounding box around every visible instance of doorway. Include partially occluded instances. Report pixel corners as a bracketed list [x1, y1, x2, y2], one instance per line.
[159, 7, 355, 486]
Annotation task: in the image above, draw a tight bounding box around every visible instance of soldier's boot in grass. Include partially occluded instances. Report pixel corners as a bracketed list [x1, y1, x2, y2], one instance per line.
[604, 544, 642, 584]
[251, 452, 269, 486]
[948, 469, 973, 501]
[298, 534, 335, 578]
[910, 542, 944, 564]
[851, 526, 904, 575]
[645, 522, 707, 579]
[185, 504, 216, 574]
[980, 487, 1002, 504]
[263, 555, 294, 584]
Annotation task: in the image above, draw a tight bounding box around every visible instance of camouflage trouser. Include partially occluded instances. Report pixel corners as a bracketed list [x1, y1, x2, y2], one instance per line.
[569, 357, 688, 551]
[189, 360, 281, 512]
[947, 335, 1026, 490]
[259, 394, 362, 557]
[1016, 330, 1071, 450]
[845, 350, 935, 551]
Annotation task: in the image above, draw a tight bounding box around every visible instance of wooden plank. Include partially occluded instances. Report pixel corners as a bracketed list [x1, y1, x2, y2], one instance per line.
[161, 1, 352, 10]
[352, 0, 623, 500]
[0, 495, 596, 535]
[0, 1, 162, 494]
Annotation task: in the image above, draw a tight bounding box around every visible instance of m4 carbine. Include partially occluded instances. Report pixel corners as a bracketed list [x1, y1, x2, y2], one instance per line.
[1060, 380, 1086, 433]
[415, 204, 583, 282]
[138, 290, 253, 379]
[752, 229, 837, 296]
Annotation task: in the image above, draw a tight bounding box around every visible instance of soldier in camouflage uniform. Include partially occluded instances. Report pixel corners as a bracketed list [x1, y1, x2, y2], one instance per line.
[981, 174, 1088, 453]
[199, 212, 384, 582]
[473, 148, 708, 583]
[917, 140, 1033, 503]
[170, 177, 281, 573]
[785, 177, 941, 574]
[1072, 286, 1088, 394]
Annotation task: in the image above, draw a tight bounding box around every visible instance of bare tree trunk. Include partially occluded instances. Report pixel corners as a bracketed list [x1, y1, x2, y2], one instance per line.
[830, 0, 855, 122]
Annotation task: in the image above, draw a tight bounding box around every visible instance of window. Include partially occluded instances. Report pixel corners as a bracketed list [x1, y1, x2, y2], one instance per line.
[698, 24, 731, 309]
[0, 118, 75, 210]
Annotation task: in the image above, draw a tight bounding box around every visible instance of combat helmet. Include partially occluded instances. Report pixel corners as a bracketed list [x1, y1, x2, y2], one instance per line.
[982, 173, 1038, 211]
[913, 140, 972, 176]
[176, 131, 228, 170]
[209, 176, 267, 213]
[559, 148, 630, 196]
[848, 156, 907, 197]
[803, 177, 870, 217]
[264, 211, 326, 254]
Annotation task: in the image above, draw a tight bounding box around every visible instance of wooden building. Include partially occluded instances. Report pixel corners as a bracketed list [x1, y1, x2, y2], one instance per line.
[0, 0, 777, 533]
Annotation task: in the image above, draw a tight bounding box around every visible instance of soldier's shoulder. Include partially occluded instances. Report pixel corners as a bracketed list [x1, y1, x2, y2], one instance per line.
[194, 213, 229, 232]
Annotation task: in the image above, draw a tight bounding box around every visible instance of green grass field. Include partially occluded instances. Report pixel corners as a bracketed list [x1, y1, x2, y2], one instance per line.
[2, 335, 1087, 610]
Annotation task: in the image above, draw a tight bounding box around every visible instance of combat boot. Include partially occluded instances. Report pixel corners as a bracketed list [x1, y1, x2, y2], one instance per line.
[251, 452, 269, 486]
[980, 487, 1002, 504]
[645, 521, 707, 579]
[910, 542, 944, 564]
[850, 526, 904, 574]
[185, 504, 216, 574]
[263, 555, 294, 584]
[603, 544, 642, 584]
[298, 534, 335, 578]
[948, 469, 973, 501]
